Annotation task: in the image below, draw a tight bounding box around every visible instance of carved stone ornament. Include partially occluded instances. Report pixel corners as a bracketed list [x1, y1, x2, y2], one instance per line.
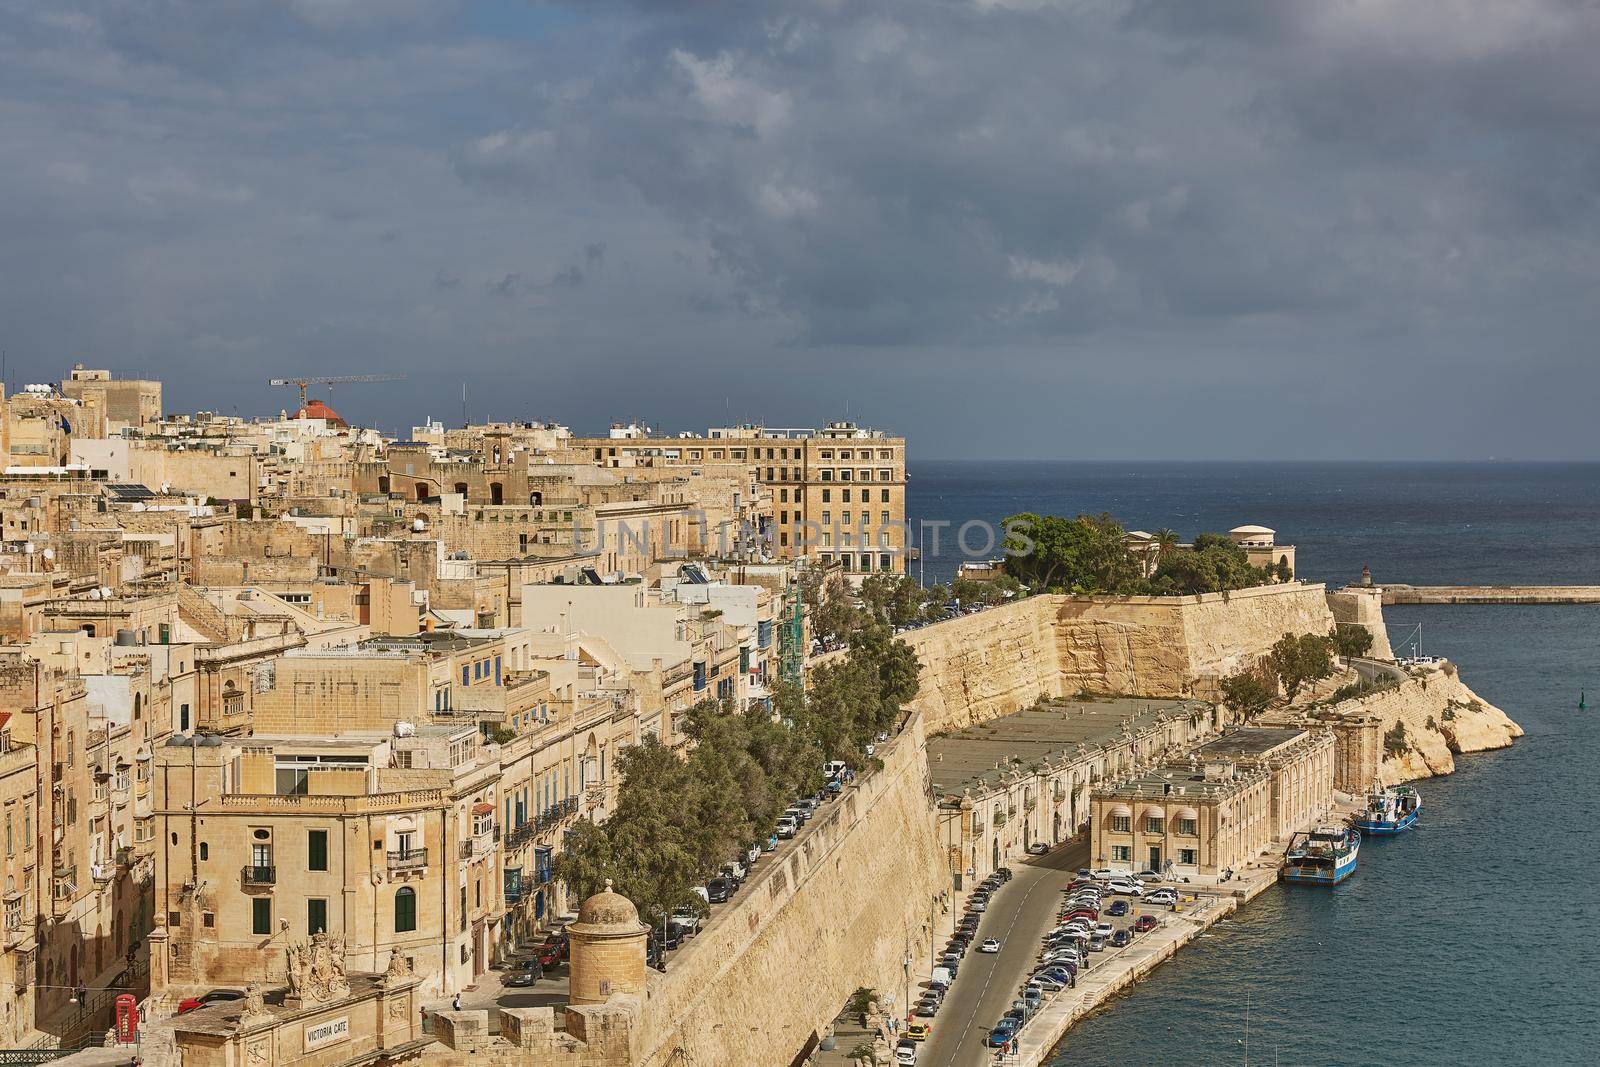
[285, 932, 350, 1004]
[240, 983, 272, 1026]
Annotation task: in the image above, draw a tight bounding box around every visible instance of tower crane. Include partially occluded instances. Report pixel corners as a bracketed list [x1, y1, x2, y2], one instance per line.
[267, 373, 406, 411]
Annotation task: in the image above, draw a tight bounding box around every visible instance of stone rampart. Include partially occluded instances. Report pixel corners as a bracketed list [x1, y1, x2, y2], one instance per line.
[632, 711, 946, 1067]
[901, 583, 1335, 733]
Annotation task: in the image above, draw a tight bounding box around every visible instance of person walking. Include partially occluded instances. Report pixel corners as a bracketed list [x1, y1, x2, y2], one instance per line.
[451, 992, 461, 1012]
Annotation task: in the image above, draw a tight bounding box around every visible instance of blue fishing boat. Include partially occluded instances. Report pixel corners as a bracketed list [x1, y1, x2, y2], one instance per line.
[1353, 784, 1421, 835]
[1281, 823, 1360, 886]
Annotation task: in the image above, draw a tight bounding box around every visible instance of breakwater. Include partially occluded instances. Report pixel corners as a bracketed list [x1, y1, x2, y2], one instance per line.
[1382, 584, 1600, 604]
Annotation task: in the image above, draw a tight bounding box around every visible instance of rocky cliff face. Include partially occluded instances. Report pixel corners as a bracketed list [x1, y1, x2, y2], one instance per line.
[1325, 665, 1522, 784]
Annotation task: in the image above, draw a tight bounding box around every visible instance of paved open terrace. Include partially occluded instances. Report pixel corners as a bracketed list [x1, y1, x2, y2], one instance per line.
[926, 696, 1212, 796]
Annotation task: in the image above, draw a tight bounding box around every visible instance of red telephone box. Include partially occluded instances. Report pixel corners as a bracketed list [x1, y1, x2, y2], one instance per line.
[115, 994, 139, 1044]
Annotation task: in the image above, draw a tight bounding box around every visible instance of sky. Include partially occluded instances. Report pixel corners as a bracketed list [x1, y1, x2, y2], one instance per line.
[2, 0, 1598, 460]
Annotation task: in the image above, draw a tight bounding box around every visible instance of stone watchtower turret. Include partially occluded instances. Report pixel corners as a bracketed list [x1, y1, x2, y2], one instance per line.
[568, 880, 650, 1005]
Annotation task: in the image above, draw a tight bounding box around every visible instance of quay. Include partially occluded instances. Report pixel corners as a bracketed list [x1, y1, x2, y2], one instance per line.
[1381, 584, 1600, 605]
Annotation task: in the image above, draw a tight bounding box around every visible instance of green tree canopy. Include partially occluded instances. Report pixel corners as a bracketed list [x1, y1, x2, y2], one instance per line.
[1267, 632, 1335, 701]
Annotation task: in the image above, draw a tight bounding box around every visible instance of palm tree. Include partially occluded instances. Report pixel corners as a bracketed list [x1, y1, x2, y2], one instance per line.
[1153, 529, 1181, 558]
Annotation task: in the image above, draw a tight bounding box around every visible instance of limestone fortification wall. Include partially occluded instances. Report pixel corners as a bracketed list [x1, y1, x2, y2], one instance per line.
[632, 711, 946, 1067]
[1321, 665, 1522, 784]
[902, 583, 1336, 733]
[1326, 586, 1396, 659]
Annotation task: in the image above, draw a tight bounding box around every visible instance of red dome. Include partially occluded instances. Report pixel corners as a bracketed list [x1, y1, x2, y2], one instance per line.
[295, 399, 348, 427]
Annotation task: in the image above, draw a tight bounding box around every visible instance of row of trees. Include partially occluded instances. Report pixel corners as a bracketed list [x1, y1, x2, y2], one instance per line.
[1001, 513, 1290, 596]
[554, 622, 921, 932]
[804, 567, 1024, 642]
[1219, 626, 1375, 716]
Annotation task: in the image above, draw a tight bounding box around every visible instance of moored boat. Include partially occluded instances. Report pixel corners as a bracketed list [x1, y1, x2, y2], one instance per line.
[1281, 822, 1360, 886]
[1353, 784, 1421, 835]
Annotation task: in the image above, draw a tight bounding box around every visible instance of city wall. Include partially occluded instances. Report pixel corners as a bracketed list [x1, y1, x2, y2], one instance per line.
[632, 711, 946, 1067]
[905, 583, 1335, 733]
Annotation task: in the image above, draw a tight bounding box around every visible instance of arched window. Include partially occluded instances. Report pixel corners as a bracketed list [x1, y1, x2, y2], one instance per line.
[394, 886, 417, 933]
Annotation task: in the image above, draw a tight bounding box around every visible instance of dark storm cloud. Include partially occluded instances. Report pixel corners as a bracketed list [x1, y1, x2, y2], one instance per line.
[2, 1, 1599, 457]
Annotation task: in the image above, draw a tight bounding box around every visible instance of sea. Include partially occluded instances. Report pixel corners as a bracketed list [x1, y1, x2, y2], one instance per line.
[907, 461, 1600, 1067]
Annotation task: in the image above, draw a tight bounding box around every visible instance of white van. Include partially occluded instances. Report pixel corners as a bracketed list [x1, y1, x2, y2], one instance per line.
[825, 760, 847, 780]
[930, 966, 953, 988]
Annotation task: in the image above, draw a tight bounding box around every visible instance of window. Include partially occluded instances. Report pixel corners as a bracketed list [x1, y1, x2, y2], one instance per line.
[462, 665, 470, 686]
[1110, 815, 1131, 833]
[880, 489, 890, 503]
[308, 830, 328, 872]
[199, 842, 208, 861]
[251, 898, 272, 936]
[394, 887, 417, 933]
[1177, 818, 1198, 836]
[1145, 816, 1164, 834]
[1111, 845, 1132, 862]
[1178, 848, 1198, 865]
[179, 704, 190, 732]
[307, 898, 328, 935]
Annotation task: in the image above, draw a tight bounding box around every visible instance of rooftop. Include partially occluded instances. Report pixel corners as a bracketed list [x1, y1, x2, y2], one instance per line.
[926, 696, 1210, 795]
[1194, 727, 1306, 760]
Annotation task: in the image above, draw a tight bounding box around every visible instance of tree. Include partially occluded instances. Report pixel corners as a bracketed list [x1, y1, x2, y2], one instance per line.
[1267, 633, 1335, 701]
[1002, 512, 1143, 594]
[1332, 625, 1373, 659]
[1144, 532, 1271, 596]
[1220, 669, 1276, 718]
[1152, 529, 1181, 558]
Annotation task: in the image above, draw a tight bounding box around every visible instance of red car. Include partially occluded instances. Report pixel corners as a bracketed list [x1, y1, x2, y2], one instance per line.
[178, 989, 246, 1014]
[1133, 915, 1159, 934]
[1062, 909, 1098, 923]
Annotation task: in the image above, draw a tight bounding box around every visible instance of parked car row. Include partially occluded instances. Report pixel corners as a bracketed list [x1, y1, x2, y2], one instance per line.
[909, 865, 1015, 1052]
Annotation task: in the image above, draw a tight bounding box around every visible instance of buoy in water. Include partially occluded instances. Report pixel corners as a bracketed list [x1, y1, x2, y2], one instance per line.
[1581, 689, 1587, 711]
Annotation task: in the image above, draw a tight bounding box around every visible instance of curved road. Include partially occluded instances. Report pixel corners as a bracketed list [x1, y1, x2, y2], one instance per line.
[919, 838, 1088, 1067]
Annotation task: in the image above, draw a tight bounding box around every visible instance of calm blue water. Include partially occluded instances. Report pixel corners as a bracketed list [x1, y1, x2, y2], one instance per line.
[908, 462, 1600, 1066]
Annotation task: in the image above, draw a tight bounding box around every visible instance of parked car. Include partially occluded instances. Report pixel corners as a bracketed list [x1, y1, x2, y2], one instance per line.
[905, 1022, 931, 1042]
[178, 989, 245, 1014]
[654, 924, 684, 950]
[1143, 889, 1178, 906]
[747, 844, 763, 866]
[706, 877, 731, 903]
[1136, 869, 1162, 881]
[979, 938, 1000, 953]
[776, 817, 797, 839]
[987, 1022, 1016, 1047]
[914, 998, 939, 1018]
[1134, 914, 1160, 934]
[536, 942, 564, 968]
[1107, 879, 1145, 897]
[720, 862, 745, 888]
[505, 961, 543, 987]
[1088, 934, 1108, 952]
[996, 866, 1013, 881]
[669, 909, 700, 936]
[1033, 974, 1064, 992]
[1106, 899, 1130, 917]
[967, 898, 987, 913]
[1026, 842, 1050, 855]
[1110, 929, 1132, 948]
[1023, 986, 1042, 1009]
[894, 1042, 918, 1066]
